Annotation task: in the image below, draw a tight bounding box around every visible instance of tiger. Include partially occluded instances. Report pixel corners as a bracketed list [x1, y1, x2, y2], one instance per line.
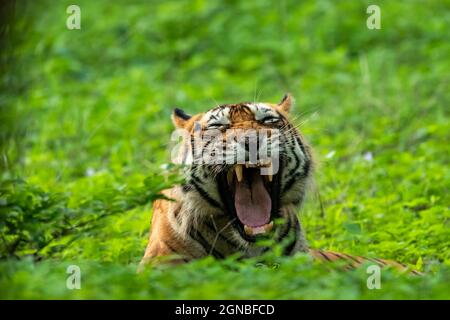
[139, 94, 420, 275]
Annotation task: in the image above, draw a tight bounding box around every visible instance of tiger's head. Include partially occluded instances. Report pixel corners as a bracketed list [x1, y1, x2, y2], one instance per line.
[171, 94, 313, 247]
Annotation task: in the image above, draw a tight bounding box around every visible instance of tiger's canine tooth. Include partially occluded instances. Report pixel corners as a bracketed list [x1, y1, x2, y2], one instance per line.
[268, 174, 273, 182]
[235, 165, 243, 182]
[264, 221, 274, 232]
[244, 225, 253, 235]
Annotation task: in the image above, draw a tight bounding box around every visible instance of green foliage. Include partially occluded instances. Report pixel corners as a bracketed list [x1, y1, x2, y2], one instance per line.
[0, 0, 449, 299]
[0, 172, 181, 260]
[1, 255, 449, 299]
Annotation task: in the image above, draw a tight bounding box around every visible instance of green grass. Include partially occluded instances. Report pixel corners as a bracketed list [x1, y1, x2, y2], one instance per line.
[0, 0, 449, 299]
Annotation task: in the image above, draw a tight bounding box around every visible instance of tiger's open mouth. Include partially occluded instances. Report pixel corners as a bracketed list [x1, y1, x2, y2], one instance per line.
[216, 161, 283, 241]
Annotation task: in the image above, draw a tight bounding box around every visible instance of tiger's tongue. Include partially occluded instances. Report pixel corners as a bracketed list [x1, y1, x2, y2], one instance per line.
[234, 171, 271, 227]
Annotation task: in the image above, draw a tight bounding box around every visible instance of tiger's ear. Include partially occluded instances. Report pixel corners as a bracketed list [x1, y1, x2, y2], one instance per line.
[277, 93, 294, 113]
[172, 108, 192, 128]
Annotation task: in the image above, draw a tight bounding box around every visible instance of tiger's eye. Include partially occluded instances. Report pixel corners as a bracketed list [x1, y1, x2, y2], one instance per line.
[261, 117, 281, 124]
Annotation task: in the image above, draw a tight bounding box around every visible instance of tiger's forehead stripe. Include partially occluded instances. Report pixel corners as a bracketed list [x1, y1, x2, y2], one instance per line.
[204, 106, 231, 124]
[204, 103, 279, 124]
[247, 103, 279, 121]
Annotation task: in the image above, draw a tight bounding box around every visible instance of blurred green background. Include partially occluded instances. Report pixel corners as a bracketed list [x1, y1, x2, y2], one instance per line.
[0, 0, 449, 299]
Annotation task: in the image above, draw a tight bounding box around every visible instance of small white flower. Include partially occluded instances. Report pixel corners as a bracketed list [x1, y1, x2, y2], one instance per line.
[325, 150, 336, 159]
[160, 163, 170, 170]
[85, 168, 95, 177]
[363, 151, 373, 162]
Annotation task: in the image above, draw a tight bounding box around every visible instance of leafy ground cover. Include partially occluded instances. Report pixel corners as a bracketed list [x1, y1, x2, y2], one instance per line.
[0, 0, 449, 299]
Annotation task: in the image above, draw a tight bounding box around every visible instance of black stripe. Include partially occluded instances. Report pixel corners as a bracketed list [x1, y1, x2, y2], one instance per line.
[190, 228, 224, 259]
[294, 133, 310, 172]
[286, 141, 301, 178]
[277, 216, 292, 242]
[204, 220, 241, 249]
[329, 252, 347, 261]
[283, 219, 299, 255]
[241, 104, 251, 114]
[302, 158, 311, 178]
[190, 170, 204, 184]
[182, 184, 192, 192]
[373, 257, 388, 266]
[282, 159, 311, 194]
[190, 135, 201, 163]
[363, 256, 384, 266]
[213, 104, 228, 111]
[189, 179, 221, 208]
[294, 133, 308, 159]
[317, 250, 332, 262]
[343, 253, 361, 264]
[282, 131, 311, 194]
[282, 172, 300, 194]
[330, 253, 356, 269]
[203, 139, 212, 150]
[162, 240, 190, 263]
[292, 193, 305, 206]
[162, 240, 178, 255]
[279, 93, 289, 105]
